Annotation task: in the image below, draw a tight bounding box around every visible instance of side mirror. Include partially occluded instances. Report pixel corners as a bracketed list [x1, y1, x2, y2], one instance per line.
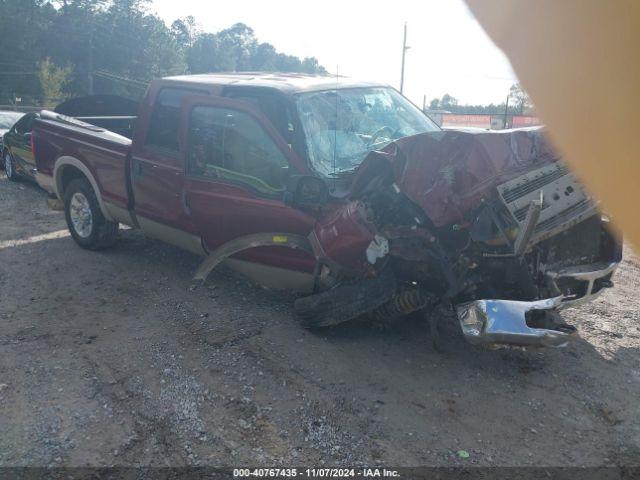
[23, 132, 32, 142]
[284, 175, 329, 208]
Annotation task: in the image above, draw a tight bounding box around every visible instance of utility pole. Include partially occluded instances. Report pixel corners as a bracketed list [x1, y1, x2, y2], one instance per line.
[400, 22, 410, 94]
[88, 30, 94, 95]
[503, 94, 510, 129]
[422, 94, 426, 112]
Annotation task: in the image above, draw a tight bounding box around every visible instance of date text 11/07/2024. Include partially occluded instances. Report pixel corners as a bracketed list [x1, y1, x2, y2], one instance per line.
[233, 468, 400, 478]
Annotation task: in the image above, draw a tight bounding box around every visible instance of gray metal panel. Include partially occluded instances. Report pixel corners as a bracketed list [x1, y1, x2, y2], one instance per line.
[497, 162, 598, 245]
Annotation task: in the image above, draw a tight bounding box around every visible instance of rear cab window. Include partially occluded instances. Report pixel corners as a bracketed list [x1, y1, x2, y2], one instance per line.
[145, 87, 206, 153]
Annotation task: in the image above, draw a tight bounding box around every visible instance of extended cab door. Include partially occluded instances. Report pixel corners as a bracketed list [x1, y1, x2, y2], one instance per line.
[130, 86, 207, 254]
[179, 95, 317, 272]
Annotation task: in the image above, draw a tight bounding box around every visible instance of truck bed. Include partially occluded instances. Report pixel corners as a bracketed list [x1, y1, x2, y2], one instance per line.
[33, 111, 132, 211]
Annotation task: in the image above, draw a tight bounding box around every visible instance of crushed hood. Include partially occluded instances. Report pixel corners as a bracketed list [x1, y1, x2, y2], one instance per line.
[351, 127, 560, 227]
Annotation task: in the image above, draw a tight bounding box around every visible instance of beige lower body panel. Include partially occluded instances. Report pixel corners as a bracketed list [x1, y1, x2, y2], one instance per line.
[224, 258, 314, 293]
[90, 209, 313, 293]
[104, 202, 137, 227]
[137, 216, 206, 256]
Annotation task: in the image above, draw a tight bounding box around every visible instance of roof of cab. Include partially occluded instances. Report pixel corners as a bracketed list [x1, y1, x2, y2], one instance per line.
[161, 72, 388, 94]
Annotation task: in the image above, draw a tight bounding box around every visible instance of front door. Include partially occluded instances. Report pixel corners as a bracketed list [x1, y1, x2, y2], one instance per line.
[179, 95, 317, 272]
[9, 113, 37, 175]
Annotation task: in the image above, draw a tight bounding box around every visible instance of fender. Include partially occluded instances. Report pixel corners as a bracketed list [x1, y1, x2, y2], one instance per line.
[53, 156, 114, 221]
[193, 232, 314, 284]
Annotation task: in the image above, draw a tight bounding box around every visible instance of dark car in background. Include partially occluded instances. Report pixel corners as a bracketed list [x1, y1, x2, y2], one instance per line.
[55, 94, 138, 139]
[2, 111, 37, 181]
[1, 110, 25, 178]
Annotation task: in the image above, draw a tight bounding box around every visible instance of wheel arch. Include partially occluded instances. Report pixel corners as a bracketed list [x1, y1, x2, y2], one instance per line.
[54, 156, 114, 221]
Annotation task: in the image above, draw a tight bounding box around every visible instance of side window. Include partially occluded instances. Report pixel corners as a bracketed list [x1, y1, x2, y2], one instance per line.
[227, 93, 296, 146]
[145, 88, 203, 151]
[186, 106, 289, 195]
[13, 115, 33, 135]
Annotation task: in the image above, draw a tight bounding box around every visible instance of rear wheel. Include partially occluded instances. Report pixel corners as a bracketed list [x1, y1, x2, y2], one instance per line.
[64, 178, 118, 250]
[4, 150, 19, 182]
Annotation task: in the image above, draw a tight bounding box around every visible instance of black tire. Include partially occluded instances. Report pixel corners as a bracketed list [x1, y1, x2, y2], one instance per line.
[294, 268, 397, 328]
[64, 178, 118, 250]
[4, 150, 20, 182]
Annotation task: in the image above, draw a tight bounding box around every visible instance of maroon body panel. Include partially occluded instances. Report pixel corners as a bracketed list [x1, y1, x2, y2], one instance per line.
[312, 201, 376, 273]
[379, 128, 558, 227]
[186, 179, 317, 270]
[33, 117, 131, 209]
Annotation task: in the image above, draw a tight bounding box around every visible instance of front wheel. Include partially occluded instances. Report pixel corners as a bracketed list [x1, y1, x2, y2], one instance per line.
[64, 178, 118, 250]
[4, 150, 20, 182]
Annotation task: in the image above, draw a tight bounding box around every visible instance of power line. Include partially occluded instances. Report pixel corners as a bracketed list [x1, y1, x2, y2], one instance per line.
[93, 70, 148, 89]
[0, 71, 39, 75]
[0, 61, 38, 67]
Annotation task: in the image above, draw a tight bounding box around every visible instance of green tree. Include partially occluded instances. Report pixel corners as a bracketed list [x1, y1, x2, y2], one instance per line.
[171, 16, 198, 49]
[37, 58, 73, 107]
[0, 0, 326, 104]
[509, 83, 533, 114]
[440, 93, 458, 110]
[427, 94, 458, 111]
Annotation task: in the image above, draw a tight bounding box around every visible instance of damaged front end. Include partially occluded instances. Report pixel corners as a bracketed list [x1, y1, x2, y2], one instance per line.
[297, 128, 621, 348]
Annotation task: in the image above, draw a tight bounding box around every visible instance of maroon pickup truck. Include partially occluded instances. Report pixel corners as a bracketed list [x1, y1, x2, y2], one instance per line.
[32, 73, 621, 348]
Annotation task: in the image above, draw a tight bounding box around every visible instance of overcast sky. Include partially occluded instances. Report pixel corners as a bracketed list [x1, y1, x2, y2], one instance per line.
[149, 0, 518, 106]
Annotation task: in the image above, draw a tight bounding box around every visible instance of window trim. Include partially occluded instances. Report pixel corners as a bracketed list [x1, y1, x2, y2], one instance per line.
[190, 164, 285, 196]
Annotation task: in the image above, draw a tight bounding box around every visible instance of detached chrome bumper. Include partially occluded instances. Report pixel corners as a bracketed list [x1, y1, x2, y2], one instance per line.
[457, 261, 618, 348]
[546, 261, 618, 308]
[457, 297, 572, 348]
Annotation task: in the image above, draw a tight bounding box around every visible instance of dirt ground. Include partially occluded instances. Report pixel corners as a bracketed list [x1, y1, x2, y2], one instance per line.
[1, 172, 639, 468]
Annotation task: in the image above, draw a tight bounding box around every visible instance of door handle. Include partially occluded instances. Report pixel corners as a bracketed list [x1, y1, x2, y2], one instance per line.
[181, 190, 192, 215]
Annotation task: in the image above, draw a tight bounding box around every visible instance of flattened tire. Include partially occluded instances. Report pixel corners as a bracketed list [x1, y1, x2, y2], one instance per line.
[294, 269, 397, 328]
[64, 178, 118, 250]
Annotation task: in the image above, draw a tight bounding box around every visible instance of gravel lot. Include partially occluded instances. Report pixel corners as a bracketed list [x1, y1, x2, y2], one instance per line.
[1, 173, 639, 468]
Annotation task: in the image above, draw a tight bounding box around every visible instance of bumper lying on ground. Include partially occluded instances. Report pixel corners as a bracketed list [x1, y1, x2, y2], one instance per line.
[457, 297, 572, 348]
[456, 262, 619, 348]
[546, 261, 618, 309]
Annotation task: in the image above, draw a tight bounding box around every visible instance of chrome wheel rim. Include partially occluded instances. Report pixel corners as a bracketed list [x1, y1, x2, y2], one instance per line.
[69, 192, 93, 238]
[4, 154, 12, 178]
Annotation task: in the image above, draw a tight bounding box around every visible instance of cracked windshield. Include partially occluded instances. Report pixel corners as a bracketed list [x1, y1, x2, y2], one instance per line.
[296, 87, 439, 176]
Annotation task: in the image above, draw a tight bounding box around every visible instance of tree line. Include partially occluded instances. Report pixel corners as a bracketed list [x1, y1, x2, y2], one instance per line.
[0, 0, 326, 106]
[427, 84, 534, 115]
